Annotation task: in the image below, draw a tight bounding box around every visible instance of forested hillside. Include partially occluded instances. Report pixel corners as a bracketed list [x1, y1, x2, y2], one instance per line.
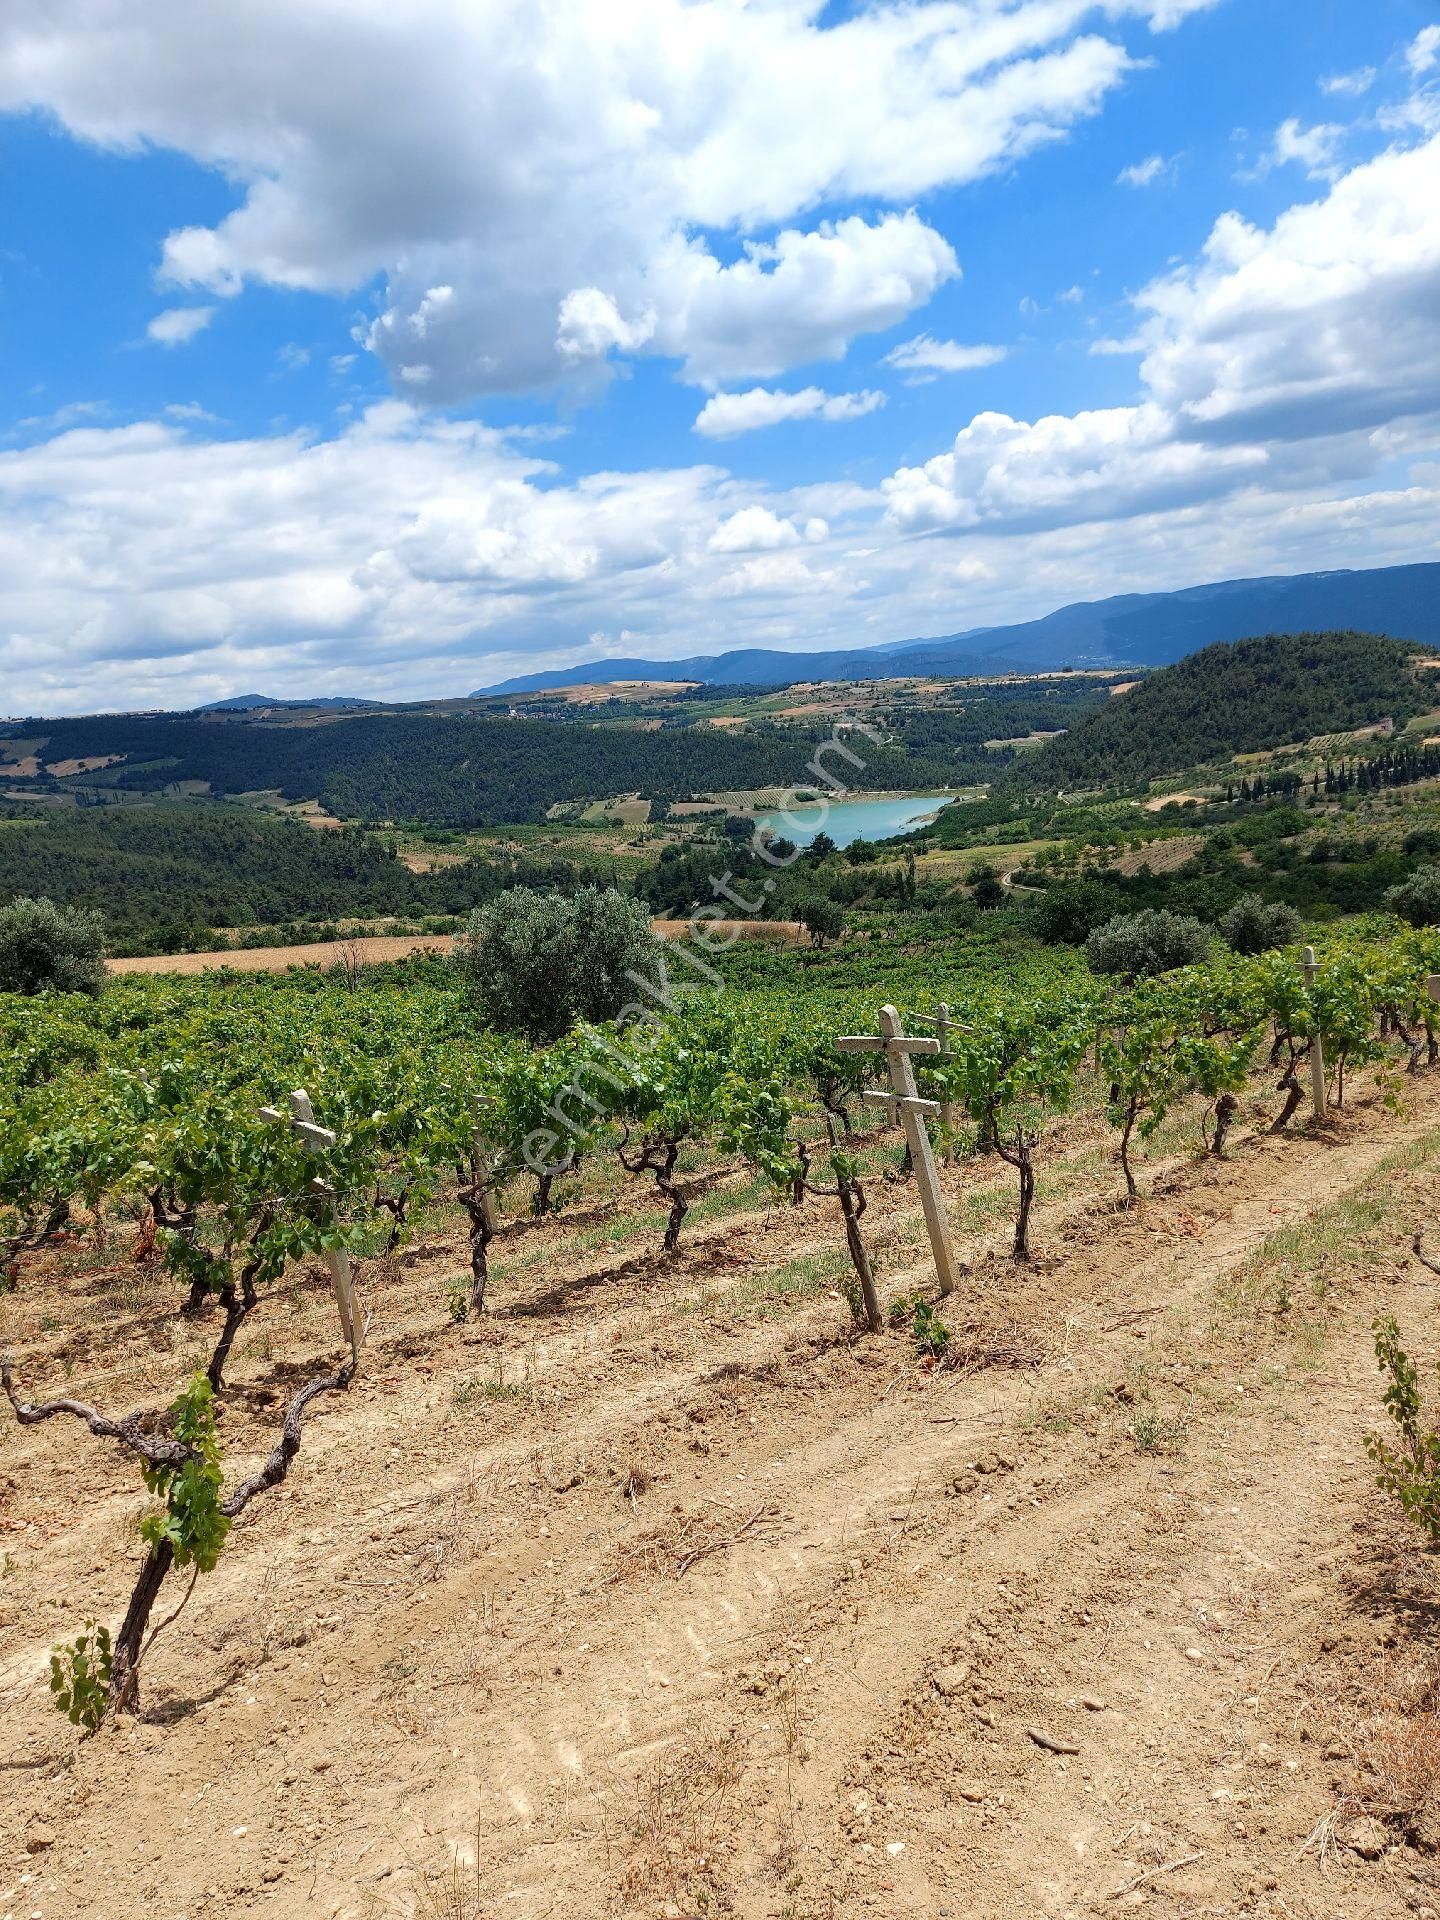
[1008, 631, 1433, 793]
[0, 807, 580, 949]
[1, 679, 1111, 824]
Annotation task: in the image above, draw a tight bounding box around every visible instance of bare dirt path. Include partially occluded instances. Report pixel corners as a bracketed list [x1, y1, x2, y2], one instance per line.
[4, 1080, 1440, 1918]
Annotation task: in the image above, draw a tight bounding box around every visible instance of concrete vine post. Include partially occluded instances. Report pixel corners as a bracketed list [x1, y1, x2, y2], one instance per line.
[837, 1004, 960, 1297]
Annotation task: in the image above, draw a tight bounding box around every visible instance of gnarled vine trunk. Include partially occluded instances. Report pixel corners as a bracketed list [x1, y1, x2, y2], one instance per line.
[108, 1539, 175, 1714]
[1210, 1092, 1239, 1156]
[205, 1261, 261, 1392]
[654, 1141, 687, 1253]
[1270, 1066, 1305, 1133]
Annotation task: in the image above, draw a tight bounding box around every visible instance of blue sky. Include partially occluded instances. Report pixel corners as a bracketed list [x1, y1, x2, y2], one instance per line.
[1, 0, 1438, 712]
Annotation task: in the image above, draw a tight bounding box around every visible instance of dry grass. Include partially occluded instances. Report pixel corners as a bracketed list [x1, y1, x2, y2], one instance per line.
[609, 1723, 750, 1905]
[1350, 1652, 1440, 1825]
[413, 1826, 487, 1920]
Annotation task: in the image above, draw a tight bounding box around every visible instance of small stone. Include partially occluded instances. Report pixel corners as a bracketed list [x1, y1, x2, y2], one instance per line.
[1078, 1694, 1106, 1712]
[1338, 1814, 1389, 1860]
[1184, 1647, 1205, 1662]
[931, 1664, 971, 1698]
[25, 1824, 55, 1853]
[956, 1785, 985, 1803]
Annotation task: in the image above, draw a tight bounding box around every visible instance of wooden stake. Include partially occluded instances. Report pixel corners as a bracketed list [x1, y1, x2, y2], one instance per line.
[1301, 946, 1326, 1121]
[911, 1002, 958, 1159]
[838, 1005, 961, 1296]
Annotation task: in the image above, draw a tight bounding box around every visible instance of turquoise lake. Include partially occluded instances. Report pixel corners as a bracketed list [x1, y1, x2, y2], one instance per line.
[749, 792, 952, 849]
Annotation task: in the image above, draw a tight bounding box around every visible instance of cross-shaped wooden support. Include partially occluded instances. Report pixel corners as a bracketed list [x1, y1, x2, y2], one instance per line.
[838, 1004, 961, 1297]
[259, 1089, 362, 1363]
[908, 1001, 958, 1158]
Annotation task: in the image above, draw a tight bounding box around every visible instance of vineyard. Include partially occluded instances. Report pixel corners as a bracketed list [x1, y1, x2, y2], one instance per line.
[7, 925, 1440, 1312]
[6, 926, 1440, 1914]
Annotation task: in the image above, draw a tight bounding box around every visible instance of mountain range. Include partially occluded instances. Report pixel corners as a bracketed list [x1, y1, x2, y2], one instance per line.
[474, 561, 1440, 694]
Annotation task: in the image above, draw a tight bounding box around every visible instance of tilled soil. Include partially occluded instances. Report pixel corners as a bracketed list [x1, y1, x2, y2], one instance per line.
[4, 1079, 1440, 1918]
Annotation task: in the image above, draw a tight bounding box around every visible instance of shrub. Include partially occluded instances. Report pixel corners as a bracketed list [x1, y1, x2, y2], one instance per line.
[1386, 866, 1440, 929]
[889, 1289, 950, 1359]
[1218, 893, 1303, 955]
[457, 885, 658, 1041]
[0, 896, 106, 996]
[1084, 908, 1210, 981]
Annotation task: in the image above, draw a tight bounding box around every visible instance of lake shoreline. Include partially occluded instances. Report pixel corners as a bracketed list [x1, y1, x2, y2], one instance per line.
[749, 789, 960, 849]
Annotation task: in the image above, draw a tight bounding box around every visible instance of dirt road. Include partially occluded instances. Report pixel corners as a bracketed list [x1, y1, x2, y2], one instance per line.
[3, 1076, 1440, 1916]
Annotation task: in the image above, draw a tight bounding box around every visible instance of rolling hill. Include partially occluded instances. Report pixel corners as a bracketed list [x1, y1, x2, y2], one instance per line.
[1006, 630, 1439, 794]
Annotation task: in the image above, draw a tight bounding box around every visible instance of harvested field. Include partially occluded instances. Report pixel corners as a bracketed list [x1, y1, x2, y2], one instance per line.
[109, 922, 807, 975]
[108, 935, 459, 975]
[652, 917, 806, 945]
[48, 754, 125, 777]
[6, 1068, 1440, 1915]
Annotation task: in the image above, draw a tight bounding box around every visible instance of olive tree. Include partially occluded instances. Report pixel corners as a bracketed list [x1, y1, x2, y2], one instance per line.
[1386, 866, 1440, 929]
[457, 886, 658, 1041]
[1218, 894, 1302, 955]
[1085, 909, 1210, 982]
[0, 897, 106, 997]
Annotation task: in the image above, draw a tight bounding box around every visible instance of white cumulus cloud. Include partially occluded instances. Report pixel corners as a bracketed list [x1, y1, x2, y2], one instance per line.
[883, 129, 1440, 534]
[558, 214, 957, 388]
[708, 507, 827, 553]
[0, 397, 1437, 715]
[1268, 117, 1346, 178]
[0, 0, 1212, 400]
[146, 305, 215, 347]
[693, 387, 885, 439]
[1321, 67, 1376, 97]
